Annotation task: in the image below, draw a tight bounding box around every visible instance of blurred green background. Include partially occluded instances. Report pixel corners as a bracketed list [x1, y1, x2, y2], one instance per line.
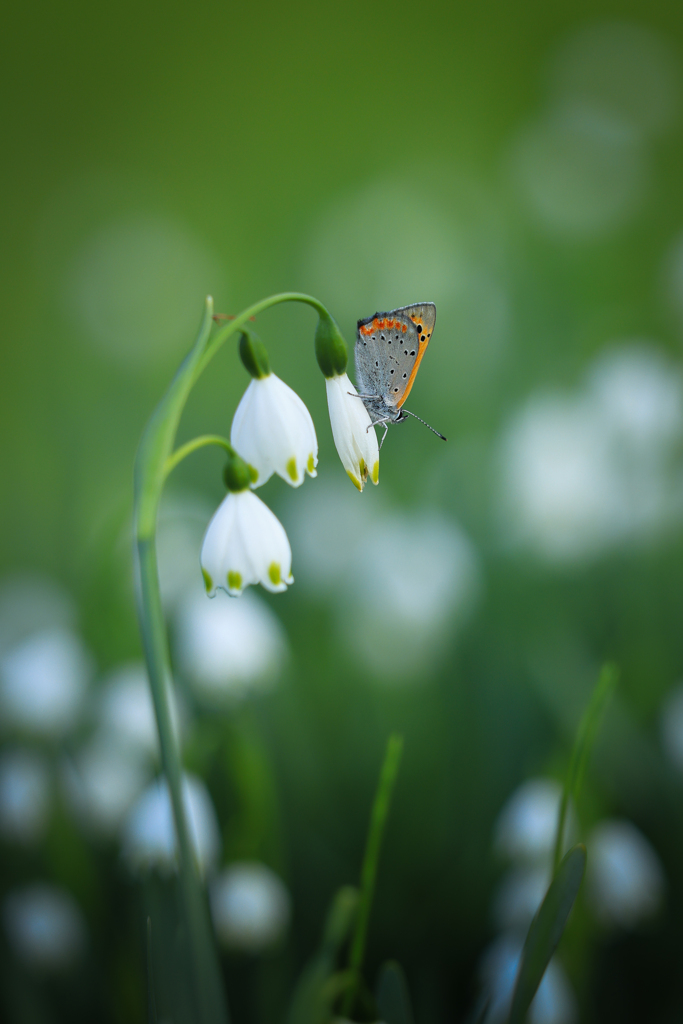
[3, 0, 683, 1021]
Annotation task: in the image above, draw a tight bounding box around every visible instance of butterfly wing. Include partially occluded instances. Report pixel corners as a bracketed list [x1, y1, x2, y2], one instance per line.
[355, 303, 436, 422]
[389, 302, 436, 409]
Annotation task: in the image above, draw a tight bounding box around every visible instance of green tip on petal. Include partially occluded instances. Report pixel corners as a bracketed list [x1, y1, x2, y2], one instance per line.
[347, 470, 363, 492]
[227, 571, 243, 592]
[315, 313, 348, 378]
[248, 463, 259, 484]
[202, 568, 213, 592]
[307, 453, 316, 475]
[286, 457, 298, 482]
[239, 332, 271, 379]
[268, 562, 282, 585]
[371, 460, 380, 484]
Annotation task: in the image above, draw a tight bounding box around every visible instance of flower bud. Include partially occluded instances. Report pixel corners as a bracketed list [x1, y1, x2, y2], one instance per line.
[315, 314, 348, 378]
[222, 448, 254, 493]
[239, 332, 270, 380]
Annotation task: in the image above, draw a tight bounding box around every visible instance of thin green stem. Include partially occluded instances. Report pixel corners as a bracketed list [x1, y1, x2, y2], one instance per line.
[342, 734, 404, 1018]
[164, 434, 233, 480]
[133, 291, 338, 1024]
[552, 662, 618, 873]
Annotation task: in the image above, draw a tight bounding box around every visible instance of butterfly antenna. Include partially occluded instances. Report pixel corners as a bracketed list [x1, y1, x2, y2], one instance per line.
[402, 409, 447, 440]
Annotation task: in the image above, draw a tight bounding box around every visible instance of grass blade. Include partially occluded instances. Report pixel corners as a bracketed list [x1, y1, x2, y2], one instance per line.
[375, 960, 414, 1024]
[507, 844, 586, 1024]
[553, 662, 618, 871]
[341, 734, 404, 1018]
[286, 886, 358, 1024]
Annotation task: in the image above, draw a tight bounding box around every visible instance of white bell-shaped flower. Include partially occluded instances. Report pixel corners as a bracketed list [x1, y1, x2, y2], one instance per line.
[201, 463, 293, 598]
[325, 373, 379, 491]
[231, 374, 318, 488]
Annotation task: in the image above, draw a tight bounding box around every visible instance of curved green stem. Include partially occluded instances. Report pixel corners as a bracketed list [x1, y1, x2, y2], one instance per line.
[133, 291, 338, 1024]
[164, 434, 233, 480]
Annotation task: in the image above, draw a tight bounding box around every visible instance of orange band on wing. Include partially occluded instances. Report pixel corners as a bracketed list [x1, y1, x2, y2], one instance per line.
[396, 336, 429, 408]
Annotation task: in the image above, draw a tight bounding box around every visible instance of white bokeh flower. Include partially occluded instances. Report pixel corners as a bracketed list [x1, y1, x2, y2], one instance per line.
[98, 662, 182, 758]
[340, 510, 481, 681]
[210, 862, 291, 952]
[121, 773, 221, 877]
[231, 374, 318, 488]
[175, 588, 287, 704]
[494, 778, 565, 862]
[586, 819, 665, 928]
[325, 373, 379, 491]
[479, 934, 577, 1024]
[0, 748, 51, 844]
[0, 627, 92, 737]
[62, 738, 152, 837]
[3, 884, 87, 971]
[201, 489, 293, 598]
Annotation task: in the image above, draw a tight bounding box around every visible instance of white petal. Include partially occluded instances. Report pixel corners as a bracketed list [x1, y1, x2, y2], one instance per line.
[200, 493, 238, 595]
[231, 374, 318, 489]
[325, 374, 379, 491]
[234, 492, 293, 593]
[231, 381, 274, 486]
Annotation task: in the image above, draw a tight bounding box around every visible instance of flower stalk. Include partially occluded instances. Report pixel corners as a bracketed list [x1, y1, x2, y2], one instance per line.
[133, 292, 344, 1024]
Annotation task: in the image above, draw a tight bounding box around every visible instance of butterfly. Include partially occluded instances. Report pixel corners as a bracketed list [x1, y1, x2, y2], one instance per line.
[354, 302, 446, 447]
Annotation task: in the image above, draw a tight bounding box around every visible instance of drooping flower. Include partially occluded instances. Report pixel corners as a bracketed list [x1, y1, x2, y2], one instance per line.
[314, 314, 379, 491]
[201, 447, 293, 598]
[325, 373, 380, 491]
[231, 332, 318, 487]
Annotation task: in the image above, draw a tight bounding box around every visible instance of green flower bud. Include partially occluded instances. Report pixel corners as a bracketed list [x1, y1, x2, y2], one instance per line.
[315, 313, 348, 378]
[223, 447, 254, 492]
[239, 331, 271, 379]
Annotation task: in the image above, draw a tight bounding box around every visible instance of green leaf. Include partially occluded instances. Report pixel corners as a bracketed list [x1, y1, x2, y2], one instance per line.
[553, 662, 618, 871]
[375, 961, 414, 1024]
[507, 844, 586, 1024]
[286, 886, 359, 1024]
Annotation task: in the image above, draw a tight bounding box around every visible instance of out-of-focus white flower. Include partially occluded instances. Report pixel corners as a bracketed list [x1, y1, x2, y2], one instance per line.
[498, 393, 624, 562]
[586, 819, 665, 928]
[0, 749, 51, 844]
[98, 663, 171, 757]
[175, 589, 286, 704]
[157, 493, 215, 609]
[497, 345, 683, 563]
[3, 884, 86, 971]
[509, 103, 647, 240]
[494, 779, 564, 862]
[492, 864, 551, 930]
[661, 683, 683, 773]
[479, 934, 577, 1024]
[325, 373, 379, 492]
[121, 773, 221, 877]
[282, 478, 380, 591]
[62, 739, 151, 837]
[210, 862, 291, 952]
[340, 511, 481, 681]
[231, 374, 318, 488]
[0, 628, 91, 736]
[550, 22, 680, 141]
